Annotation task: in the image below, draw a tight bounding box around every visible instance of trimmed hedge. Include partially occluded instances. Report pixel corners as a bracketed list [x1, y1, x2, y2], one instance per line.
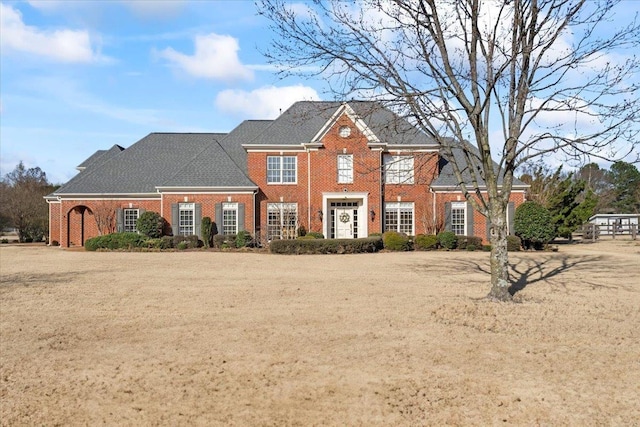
[382, 231, 412, 251]
[437, 231, 457, 250]
[85, 232, 148, 251]
[136, 211, 165, 238]
[507, 235, 522, 252]
[270, 237, 383, 254]
[414, 234, 438, 250]
[172, 234, 201, 249]
[456, 235, 482, 250]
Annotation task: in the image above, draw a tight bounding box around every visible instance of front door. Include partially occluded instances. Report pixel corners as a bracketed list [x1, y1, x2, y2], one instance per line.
[335, 207, 354, 238]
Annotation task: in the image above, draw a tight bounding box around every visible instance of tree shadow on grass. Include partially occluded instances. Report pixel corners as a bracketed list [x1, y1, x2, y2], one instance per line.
[458, 253, 607, 296]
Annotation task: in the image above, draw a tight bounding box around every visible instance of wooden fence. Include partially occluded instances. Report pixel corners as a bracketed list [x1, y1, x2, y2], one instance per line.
[579, 223, 638, 242]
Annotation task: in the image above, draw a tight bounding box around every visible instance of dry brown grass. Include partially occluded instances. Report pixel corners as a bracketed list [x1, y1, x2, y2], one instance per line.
[1, 239, 639, 426]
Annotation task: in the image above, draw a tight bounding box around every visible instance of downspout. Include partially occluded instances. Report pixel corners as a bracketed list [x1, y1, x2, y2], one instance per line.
[379, 150, 384, 234]
[307, 149, 311, 230]
[253, 189, 257, 237]
[431, 188, 437, 232]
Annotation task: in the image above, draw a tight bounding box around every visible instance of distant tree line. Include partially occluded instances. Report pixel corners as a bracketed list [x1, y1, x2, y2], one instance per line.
[0, 162, 58, 242]
[518, 161, 640, 239]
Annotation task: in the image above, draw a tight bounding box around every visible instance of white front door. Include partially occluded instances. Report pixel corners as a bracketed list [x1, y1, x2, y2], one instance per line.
[335, 207, 354, 238]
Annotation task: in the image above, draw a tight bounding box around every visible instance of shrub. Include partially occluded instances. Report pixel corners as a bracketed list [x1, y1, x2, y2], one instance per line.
[213, 234, 226, 248]
[235, 230, 253, 248]
[414, 234, 438, 250]
[161, 236, 174, 249]
[136, 211, 165, 238]
[172, 234, 201, 249]
[382, 231, 412, 251]
[514, 201, 556, 250]
[85, 232, 147, 251]
[306, 232, 324, 239]
[482, 244, 492, 251]
[437, 231, 457, 250]
[201, 217, 213, 248]
[369, 233, 382, 237]
[466, 244, 477, 251]
[297, 226, 307, 237]
[176, 241, 188, 250]
[456, 235, 482, 250]
[270, 237, 383, 254]
[507, 235, 522, 251]
[1, 239, 8, 244]
[50, 240, 59, 247]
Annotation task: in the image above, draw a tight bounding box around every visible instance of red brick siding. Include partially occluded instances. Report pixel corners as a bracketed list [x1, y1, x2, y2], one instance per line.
[48, 201, 61, 245]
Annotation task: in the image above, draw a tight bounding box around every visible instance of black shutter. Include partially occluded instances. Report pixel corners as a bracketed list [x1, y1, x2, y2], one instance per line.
[194, 203, 202, 238]
[444, 202, 451, 231]
[116, 208, 124, 233]
[466, 203, 474, 236]
[508, 202, 515, 235]
[215, 203, 222, 234]
[171, 203, 179, 236]
[238, 203, 245, 232]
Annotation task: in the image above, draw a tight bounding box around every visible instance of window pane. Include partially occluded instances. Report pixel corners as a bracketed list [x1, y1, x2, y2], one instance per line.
[222, 203, 238, 235]
[385, 202, 414, 234]
[179, 203, 195, 236]
[267, 203, 298, 240]
[338, 155, 353, 183]
[267, 157, 281, 183]
[124, 209, 139, 233]
[282, 157, 297, 183]
[451, 204, 465, 235]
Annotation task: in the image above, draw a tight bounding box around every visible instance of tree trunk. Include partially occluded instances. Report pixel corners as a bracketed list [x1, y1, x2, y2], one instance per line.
[487, 212, 512, 301]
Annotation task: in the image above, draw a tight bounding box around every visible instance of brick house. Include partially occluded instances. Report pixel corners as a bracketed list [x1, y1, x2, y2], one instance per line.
[46, 101, 527, 247]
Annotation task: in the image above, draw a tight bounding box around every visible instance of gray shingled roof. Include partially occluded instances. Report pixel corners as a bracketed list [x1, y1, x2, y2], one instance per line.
[432, 143, 527, 188]
[219, 120, 272, 174]
[55, 133, 224, 194]
[162, 133, 257, 188]
[245, 101, 437, 146]
[76, 145, 124, 170]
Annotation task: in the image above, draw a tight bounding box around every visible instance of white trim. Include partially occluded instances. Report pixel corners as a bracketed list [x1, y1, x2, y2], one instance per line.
[155, 187, 257, 193]
[431, 186, 529, 192]
[243, 144, 307, 152]
[310, 103, 381, 144]
[321, 191, 369, 238]
[385, 145, 439, 151]
[51, 194, 160, 199]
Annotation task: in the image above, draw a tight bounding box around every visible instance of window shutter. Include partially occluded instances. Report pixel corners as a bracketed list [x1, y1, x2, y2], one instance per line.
[238, 203, 245, 232]
[139, 208, 146, 216]
[171, 204, 179, 236]
[215, 203, 222, 235]
[444, 202, 451, 231]
[116, 208, 124, 233]
[195, 203, 202, 238]
[466, 203, 474, 236]
[508, 202, 515, 235]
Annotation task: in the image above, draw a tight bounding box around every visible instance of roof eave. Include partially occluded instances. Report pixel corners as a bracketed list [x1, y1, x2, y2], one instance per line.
[156, 186, 259, 193]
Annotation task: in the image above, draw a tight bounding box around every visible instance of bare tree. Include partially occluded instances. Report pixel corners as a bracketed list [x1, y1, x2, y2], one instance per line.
[1, 162, 55, 242]
[93, 200, 118, 236]
[259, 0, 640, 300]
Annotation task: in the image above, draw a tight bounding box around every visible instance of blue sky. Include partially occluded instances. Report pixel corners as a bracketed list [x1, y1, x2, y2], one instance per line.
[1, 1, 638, 185]
[1, 0, 323, 184]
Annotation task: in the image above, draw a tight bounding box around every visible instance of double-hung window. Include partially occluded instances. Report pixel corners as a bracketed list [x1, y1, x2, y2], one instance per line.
[222, 203, 238, 235]
[384, 202, 414, 235]
[267, 156, 297, 184]
[179, 203, 195, 236]
[384, 155, 414, 184]
[267, 203, 298, 240]
[337, 154, 353, 183]
[451, 202, 466, 235]
[123, 208, 139, 232]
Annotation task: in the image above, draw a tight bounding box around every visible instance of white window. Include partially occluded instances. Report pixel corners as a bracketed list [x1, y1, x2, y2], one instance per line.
[385, 202, 414, 235]
[267, 156, 297, 184]
[384, 155, 414, 184]
[179, 203, 195, 236]
[123, 208, 139, 233]
[267, 203, 298, 240]
[222, 203, 238, 235]
[337, 154, 353, 183]
[451, 202, 466, 235]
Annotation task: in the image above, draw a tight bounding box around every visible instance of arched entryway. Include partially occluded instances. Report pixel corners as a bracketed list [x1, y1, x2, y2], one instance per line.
[66, 205, 94, 247]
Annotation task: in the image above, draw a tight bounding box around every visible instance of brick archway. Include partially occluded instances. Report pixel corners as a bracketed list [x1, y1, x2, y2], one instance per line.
[66, 205, 94, 247]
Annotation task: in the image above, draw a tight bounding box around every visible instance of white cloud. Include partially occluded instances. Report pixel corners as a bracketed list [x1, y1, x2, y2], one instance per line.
[158, 33, 253, 82]
[0, 3, 107, 63]
[215, 85, 321, 118]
